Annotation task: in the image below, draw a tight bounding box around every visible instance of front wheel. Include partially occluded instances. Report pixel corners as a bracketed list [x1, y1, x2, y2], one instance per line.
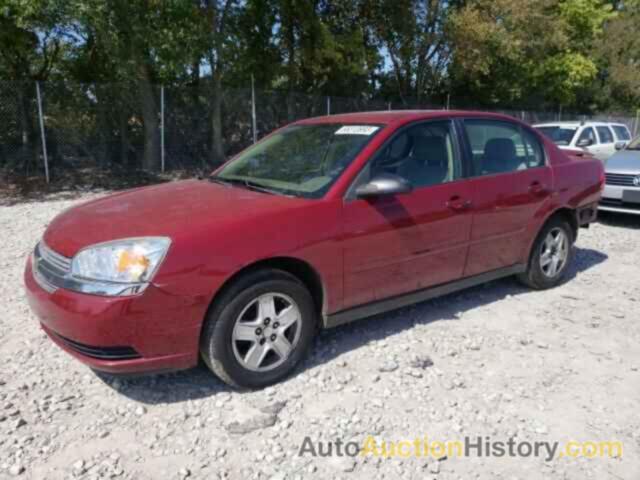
[200, 269, 317, 389]
[517, 217, 574, 290]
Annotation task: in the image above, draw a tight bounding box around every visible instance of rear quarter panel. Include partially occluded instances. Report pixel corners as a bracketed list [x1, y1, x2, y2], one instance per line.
[548, 140, 604, 209]
[518, 139, 603, 262]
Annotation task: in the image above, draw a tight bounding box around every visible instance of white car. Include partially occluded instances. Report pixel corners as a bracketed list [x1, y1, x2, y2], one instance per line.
[534, 121, 632, 161]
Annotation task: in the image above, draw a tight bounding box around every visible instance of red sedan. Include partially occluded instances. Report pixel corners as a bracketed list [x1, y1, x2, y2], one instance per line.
[25, 111, 604, 388]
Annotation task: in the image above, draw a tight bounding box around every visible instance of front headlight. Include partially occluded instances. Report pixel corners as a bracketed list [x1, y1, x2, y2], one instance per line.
[71, 237, 171, 285]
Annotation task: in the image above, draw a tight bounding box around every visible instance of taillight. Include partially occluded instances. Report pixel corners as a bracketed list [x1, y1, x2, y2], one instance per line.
[599, 167, 605, 191]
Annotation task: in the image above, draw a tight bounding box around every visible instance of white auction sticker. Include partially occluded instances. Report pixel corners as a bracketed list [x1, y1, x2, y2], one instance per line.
[335, 125, 380, 136]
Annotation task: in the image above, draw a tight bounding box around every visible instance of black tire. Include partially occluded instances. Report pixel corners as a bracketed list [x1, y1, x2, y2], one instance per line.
[200, 269, 317, 389]
[517, 216, 574, 290]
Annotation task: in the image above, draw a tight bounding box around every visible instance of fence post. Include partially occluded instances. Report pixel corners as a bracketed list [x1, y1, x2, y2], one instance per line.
[446, 94, 450, 110]
[388, 102, 391, 111]
[35, 81, 50, 184]
[160, 85, 165, 173]
[251, 75, 257, 144]
[326, 96, 331, 116]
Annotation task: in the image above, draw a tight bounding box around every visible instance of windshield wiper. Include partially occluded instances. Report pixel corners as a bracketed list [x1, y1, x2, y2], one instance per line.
[208, 176, 280, 195]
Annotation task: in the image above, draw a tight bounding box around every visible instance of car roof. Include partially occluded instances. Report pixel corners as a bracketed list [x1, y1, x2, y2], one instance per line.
[534, 121, 625, 128]
[295, 110, 525, 126]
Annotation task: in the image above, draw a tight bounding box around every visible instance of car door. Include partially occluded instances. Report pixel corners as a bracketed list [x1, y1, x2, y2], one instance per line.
[595, 126, 616, 160]
[576, 126, 599, 155]
[459, 118, 553, 277]
[611, 124, 632, 148]
[340, 120, 473, 309]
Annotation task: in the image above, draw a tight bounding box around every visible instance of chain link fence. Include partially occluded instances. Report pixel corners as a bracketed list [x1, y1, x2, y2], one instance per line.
[1, 79, 639, 184]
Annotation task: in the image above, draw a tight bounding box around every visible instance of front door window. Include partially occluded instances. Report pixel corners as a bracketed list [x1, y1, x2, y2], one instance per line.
[368, 121, 462, 188]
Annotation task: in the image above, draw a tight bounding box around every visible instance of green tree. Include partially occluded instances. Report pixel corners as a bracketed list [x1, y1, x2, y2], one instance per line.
[365, 0, 452, 104]
[234, 0, 280, 88]
[0, 0, 72, 167]
[0, 0, 71, 81]
[197, 0, 241, 164]
[72, 0, 201, 169]
[598, 0, 640, 109]
[448, 0, 614, 110]
[268, 0, 378, 118]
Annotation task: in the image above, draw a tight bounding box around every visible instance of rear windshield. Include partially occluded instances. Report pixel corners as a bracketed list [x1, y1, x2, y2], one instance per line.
[536, 126, 577, 146]
[612, 125, 631, 141]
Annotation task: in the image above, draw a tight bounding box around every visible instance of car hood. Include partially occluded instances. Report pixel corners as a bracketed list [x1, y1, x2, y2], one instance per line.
[605, 150, 640, 174]
[43, 179, 307, 258]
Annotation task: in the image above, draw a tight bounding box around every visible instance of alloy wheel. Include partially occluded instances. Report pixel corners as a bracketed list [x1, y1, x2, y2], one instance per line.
[231, 293, 302, 372]
[539, 227, 569, 278]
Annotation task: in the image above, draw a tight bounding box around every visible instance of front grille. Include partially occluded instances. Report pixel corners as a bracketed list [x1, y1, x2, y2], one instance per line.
[33, 242, 71, 293]
[52, 332, 142, 360]
[605, 173, 638, 187]
[39, 242, 72, 271]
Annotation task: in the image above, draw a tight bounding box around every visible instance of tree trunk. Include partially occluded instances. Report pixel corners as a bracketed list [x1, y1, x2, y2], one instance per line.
[190, 59, 207, 169]
[210, 69, 225, 165]
[283, 2, 296, 122]
[119, 109, 129, 166]
[94, 83, 109, 167]
[138, 66, 159, 171]
[17, 82, 39, 170]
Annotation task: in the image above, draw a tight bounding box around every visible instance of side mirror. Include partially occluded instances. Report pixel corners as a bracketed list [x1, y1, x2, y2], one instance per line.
[576, 138, 593, 148]
[615, 141, 626, 151]
[355, 173, 413, 198]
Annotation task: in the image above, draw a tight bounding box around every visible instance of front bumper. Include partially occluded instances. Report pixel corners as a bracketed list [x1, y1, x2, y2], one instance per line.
[24, 258, 205, 374]
[599, 184, 640, 215]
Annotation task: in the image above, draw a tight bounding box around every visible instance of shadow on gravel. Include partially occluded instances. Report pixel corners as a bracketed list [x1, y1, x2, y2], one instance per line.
[564, 247, 608, 282]
[94, 364, 230, 403]
[598, 211, 640, 230]
[101, 246, 607, 404]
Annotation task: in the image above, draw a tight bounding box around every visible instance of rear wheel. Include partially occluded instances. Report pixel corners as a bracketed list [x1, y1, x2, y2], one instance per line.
[517, 216, 574, 290]
[200, 269, 317, 389]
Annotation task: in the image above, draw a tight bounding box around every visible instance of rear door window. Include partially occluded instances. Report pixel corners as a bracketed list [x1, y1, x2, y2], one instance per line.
[596, 126, 614, 144]
[522, 130, 545, 168]
[612, 125, 631, 141]
[463, 120, 544, 176]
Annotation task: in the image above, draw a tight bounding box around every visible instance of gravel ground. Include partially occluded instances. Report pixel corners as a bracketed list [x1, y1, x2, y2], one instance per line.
[1, 192, 639, 480]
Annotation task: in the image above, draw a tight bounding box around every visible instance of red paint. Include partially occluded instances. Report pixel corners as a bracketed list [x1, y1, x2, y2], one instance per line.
[24, 111, 603, 374]
[463, 166, 554, 276]
[342, 181, 474, 307]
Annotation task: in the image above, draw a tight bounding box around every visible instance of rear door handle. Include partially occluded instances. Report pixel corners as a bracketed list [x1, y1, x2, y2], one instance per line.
[446, 196, 472, 212]
[529, 181, 548, 195]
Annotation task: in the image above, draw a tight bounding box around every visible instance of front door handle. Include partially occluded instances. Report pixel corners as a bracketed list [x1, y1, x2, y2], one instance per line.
[446, 196, 473, 212]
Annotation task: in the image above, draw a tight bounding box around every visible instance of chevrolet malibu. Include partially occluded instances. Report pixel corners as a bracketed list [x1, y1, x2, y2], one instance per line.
[25, 111, 604, 388]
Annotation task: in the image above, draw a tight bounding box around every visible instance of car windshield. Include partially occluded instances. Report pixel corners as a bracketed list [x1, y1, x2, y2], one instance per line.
[213, 123, 382, 198]
[627, 136, 640, 151]
[536, 126, 578, 146]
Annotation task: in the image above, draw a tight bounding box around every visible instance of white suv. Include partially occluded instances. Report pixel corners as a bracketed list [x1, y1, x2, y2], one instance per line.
[534, 121, 632, 161]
